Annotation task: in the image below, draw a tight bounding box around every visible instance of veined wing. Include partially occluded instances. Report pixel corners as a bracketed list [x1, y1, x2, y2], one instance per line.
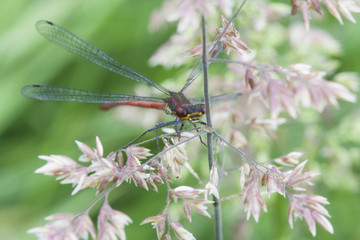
[180, 42, 223, 93]
[189, 92, 242, 104]
[180, 62, 202, 93]
[21, 85, 164, 103]
[36, 20, 170, 95]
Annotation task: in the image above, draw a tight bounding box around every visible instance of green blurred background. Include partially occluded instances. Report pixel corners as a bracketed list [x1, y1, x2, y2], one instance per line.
[0, 0, 359, 239]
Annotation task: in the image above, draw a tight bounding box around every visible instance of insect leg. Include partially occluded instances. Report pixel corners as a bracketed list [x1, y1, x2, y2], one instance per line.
[174, 120, 185, 140]
[191, 122, 207, 147]
[117, 120, 177, 152]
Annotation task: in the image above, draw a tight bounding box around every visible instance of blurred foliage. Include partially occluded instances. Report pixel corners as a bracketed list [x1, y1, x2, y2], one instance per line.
[0, 0, 359, 240]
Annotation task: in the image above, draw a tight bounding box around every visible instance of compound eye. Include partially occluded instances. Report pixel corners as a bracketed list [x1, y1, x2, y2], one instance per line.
[176, 108, 188, 118]
[201, 104, 206, 115]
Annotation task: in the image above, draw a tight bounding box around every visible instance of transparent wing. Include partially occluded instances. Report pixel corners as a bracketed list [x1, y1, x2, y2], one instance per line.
[36, 20, 170, 94]
[189, 93, 242, 104]
[180, 42, 223, 92]
[21, 85, 164, 103]
[180, 62, 202, 92]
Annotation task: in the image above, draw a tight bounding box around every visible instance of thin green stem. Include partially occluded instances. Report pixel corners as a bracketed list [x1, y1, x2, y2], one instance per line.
[201, 2, 248, 238]
[201, 15, 223, 240]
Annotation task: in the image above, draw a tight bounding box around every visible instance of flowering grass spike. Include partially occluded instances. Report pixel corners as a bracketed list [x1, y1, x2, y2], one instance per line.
[28, 0, 360, 238]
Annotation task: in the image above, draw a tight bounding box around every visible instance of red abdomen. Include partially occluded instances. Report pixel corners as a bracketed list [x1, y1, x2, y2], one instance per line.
[100, 101, 166, 110]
